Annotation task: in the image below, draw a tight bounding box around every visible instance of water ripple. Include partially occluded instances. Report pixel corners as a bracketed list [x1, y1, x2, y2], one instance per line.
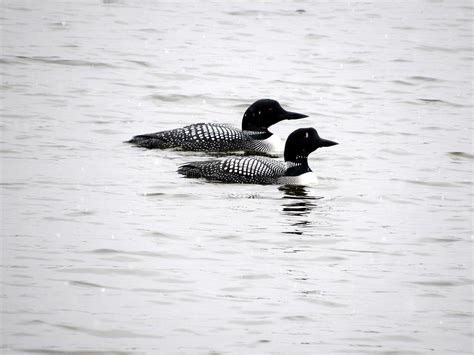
[410, 280, 469, 287]
[17, 350, 137, 355]
[11, 55, 116, 68]
[408, 75, 444, 83]
[448, 151, 474, 160]
[392, 179, 461, 188]
[86, 248, 184, 259]
[53, 324, 158, 339]
[418, 98, 468, 107]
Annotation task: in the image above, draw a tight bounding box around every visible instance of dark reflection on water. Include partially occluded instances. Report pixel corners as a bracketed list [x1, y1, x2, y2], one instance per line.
[279, 185, 322, 200]
[279, 185, 324, 235]
[282, 200, 317, 217]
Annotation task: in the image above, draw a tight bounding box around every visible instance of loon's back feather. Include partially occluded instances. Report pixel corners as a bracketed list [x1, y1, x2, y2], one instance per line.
[127, 129, 184, 149]
[178, 156, 286, 184]
[177, 160, 220, 179]
[128, 123, 253, 151]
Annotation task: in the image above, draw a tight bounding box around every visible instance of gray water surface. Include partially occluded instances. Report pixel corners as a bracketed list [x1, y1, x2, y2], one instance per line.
[1, 1, 473, 354]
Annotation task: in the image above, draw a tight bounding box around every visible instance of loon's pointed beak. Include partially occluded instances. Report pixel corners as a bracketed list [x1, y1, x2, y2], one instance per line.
[280, 110, 308, 120]
[319, 138, 338, 147]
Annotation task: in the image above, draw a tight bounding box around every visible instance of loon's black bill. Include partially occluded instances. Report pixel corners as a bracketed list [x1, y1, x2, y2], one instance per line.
[319, 138, 338, 147]
[280, 111, 308, 120]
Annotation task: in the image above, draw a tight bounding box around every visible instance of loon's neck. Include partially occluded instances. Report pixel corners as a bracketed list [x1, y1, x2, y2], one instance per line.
[284, 159, 311, 176]
[243, 130, 272, 140]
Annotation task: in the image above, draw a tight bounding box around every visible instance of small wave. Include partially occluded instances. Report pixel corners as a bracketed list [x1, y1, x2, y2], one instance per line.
[240, 273, 274, 280]
[17, 350, 134, 355]
[392, 26, 417, 30]
[87, 248, 188, 260]
[65, 210, 96, 217]
[417, 45, 472, 53]
[418, 98, 467, 108]
[410, 280, 465, 287]
[13, 55, 116, 68]
[448, 151, 474, 160]
[146, 93, 208, 103]
[3, 6, 32, 12]
[392, 80, 415, 86]
[405, 180, 459, 187]
[305, 33, 329, 40]
[337, 196, 379, 205]
[138, 28, 161, 33]
[403, 100, 467, 108]
[392, 58, 413, 63]
[227, 10, 261, 16]
[336, 58, 366, 64]
[151, 72, 196, 81]
[282, 315, 314, 322]
[380, 148, 411, 156]
[68, 280, 115, 289]
[271, 78, 319, 86]
[53, 323, 158, 339]
[226, 10, 283, 16]
[89, 248, 123, 254]
[417, 236, 463, 244]
[206, 71, 258, 80]
[57, 267, 159, 277]
[0, 57, 17, 65]
[444, 311, 473, 319]
[48, 21, 70, 30]
[300, 297, 346, 308]
[229, 319, 273, 325]
[330, 248, 394, 255]
[394, 179, 461, 188]
[408, 75, 443, 82]
[382, 335, 420, 343]
[126, 60, 151, 67]
[131, 287, 190, 294]
[93, 128, 122, 135]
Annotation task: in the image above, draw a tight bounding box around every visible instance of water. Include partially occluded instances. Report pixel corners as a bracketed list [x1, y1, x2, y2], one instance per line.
[1, 1, 473, 354]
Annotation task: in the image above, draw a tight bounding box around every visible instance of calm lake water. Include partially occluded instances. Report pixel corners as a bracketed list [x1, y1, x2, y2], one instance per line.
[1, 1, 473, 354]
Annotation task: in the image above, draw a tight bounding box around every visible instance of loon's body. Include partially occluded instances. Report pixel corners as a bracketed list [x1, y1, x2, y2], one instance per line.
[127, 99, 307, 155]
[178, 128, 338, 185]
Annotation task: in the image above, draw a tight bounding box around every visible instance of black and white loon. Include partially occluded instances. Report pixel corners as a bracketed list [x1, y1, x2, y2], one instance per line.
[177, 127, 338, 185]
[127, 99, 308, 155]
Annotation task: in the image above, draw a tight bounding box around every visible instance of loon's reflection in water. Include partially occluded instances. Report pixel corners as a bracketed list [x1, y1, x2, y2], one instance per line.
[279, 185, 324, 235]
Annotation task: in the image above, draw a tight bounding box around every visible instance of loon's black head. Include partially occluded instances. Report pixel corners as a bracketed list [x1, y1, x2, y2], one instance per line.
[284, 127, 338, 164]
[241, 99, 308, 132]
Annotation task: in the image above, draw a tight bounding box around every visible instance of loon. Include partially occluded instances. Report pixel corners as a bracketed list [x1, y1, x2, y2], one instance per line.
[127, 99, 308, 154]
[177, 127, 338, 185]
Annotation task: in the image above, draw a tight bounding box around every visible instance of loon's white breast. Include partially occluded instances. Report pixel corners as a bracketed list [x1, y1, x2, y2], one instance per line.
[279, 172, 319, 186]
[295, 172, 318, 185]
[263, 134, 285, 154]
